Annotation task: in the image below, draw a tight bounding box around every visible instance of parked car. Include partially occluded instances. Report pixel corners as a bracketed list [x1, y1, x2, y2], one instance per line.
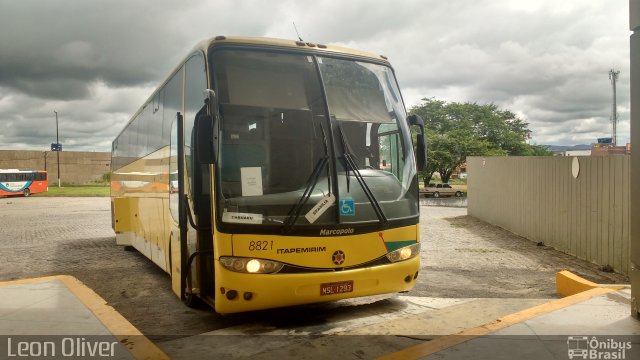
[424, 183, 463, 198]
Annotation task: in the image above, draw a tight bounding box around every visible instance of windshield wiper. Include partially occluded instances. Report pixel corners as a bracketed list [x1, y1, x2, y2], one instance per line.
[283, 156, 328, 231]
[283, 123, 332, 231]
[336, 122, 388, 226]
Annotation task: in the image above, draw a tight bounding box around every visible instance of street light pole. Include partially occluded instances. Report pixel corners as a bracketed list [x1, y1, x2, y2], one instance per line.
[54, 110, 60, 188]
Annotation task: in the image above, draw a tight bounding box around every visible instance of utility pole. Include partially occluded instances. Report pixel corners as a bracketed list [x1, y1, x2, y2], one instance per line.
[609, 69, 620, 146]
[54, 110, 61, 188]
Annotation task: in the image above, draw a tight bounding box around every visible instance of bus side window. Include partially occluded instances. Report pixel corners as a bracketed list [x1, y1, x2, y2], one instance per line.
[376, 123, 402, 180]
[166, 66, 184, 222]
[149, 91, 164, 152]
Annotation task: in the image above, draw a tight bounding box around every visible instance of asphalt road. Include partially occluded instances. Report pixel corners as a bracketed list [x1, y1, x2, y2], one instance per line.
[0, 197, 627, 340]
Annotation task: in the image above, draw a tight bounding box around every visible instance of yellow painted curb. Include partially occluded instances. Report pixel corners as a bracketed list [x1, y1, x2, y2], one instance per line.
[555, 270, 625, 297]
[380, 271, 627, 360]
[378, 286, 616, 360]
[0, 275, 169, 360]
[0, 275, 63, 286]
[556, 270, 599, 297]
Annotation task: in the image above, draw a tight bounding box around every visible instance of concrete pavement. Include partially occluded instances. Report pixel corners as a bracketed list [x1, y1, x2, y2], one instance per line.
[0, 273, 638, 359]
[0, 276, 168, 360]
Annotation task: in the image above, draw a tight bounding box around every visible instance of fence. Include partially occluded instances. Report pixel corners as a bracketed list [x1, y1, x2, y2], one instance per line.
[468, 155, 630, 275]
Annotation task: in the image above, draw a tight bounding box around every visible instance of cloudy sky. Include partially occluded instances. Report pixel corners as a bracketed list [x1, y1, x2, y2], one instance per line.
[0, 0, 631, 151]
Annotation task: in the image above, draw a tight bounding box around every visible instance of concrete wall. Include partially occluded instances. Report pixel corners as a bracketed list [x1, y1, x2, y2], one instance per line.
[630, 0, 640, 318]
[468, 156, 630, 275]
[0, 150, 111, 184]
[420, 197, 467, 208]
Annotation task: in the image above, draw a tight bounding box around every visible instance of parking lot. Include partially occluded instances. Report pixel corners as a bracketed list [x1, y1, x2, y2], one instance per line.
[0, 197, 627, 341]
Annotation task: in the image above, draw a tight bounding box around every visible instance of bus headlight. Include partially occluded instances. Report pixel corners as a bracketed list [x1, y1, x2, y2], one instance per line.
[246, 259, 261, 273]
[386, 243, 421, 263]
[219, 257, 284, 274]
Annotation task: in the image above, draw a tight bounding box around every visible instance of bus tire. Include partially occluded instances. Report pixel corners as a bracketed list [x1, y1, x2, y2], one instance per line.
[23, 188, 30, 197]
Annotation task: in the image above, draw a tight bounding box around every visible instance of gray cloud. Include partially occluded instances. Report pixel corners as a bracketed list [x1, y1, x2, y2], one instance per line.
[0, 0, 197, 100]
[0, 0, 632, 150]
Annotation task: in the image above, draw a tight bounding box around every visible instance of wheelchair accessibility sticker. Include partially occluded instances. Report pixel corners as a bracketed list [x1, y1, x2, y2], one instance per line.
[340, 198, 355, 216]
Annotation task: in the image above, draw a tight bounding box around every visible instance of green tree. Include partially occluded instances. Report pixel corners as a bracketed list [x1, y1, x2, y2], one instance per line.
[410, 98, 551, 183]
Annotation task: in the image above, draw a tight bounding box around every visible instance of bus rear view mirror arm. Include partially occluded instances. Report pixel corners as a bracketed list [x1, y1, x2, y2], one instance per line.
[203, 89, 218, 116]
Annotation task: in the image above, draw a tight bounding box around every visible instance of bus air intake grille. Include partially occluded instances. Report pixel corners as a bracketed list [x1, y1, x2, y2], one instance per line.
[277, 256, 391, 274]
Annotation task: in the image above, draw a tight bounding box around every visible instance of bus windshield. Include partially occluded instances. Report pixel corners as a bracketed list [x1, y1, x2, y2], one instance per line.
[211, 48, 418, 229]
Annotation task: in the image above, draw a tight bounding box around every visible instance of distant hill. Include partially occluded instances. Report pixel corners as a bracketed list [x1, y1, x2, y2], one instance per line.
[542, 144, 592, 152]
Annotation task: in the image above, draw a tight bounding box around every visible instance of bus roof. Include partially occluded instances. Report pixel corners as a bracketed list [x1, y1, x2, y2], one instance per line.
[200, 36, 389, 62]
[0, 169, 41, 173]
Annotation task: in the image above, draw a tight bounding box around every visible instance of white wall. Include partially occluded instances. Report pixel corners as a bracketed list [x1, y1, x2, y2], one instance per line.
[468, 156, 630, 275]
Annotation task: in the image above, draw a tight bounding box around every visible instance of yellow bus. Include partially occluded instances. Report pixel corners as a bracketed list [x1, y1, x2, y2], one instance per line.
[111, 36, 427, 314]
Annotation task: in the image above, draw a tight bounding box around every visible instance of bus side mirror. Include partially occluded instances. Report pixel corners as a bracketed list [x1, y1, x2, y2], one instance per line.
[194, 89, 218, 164]
[194, 112, 213, 164]
[407, 114, 427, 171]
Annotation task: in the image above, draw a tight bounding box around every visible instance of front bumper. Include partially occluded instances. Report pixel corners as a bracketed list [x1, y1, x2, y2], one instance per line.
[214, 256, 420, 314]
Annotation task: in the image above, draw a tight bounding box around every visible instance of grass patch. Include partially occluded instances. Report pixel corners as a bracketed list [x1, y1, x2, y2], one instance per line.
[34, 185, 110, 197]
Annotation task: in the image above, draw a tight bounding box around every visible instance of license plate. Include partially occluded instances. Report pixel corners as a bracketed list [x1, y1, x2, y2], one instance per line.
[320, 281, 354, 296]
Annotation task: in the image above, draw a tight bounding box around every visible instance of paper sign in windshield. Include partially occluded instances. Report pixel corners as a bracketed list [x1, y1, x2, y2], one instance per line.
[222, 212, 263, 224]
[241, 167, 263, 196]
[305, 194, 335, 224]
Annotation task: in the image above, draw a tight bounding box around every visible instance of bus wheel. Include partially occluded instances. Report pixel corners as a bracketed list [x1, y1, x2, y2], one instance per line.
[23, 188, 30, 197]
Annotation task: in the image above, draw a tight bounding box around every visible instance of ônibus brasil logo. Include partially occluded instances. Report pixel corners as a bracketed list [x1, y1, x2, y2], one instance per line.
[567, 336, 632, 359]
